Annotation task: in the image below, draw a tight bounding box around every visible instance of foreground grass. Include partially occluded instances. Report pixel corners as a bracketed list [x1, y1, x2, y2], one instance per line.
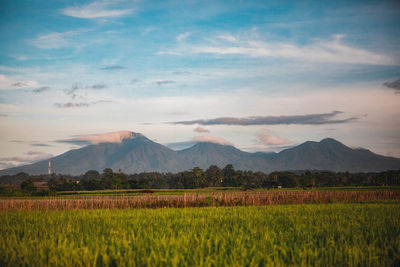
[0, 203, 399, 266]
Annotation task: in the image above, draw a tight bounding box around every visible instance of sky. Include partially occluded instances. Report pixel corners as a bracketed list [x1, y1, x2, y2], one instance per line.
[0, 0, 399, 169]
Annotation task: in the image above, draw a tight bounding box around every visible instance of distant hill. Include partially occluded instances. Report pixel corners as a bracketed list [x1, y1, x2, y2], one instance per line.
[177, 142, 251, 170]
[0, 133, 399, 176]
[269, 138, 400, 172]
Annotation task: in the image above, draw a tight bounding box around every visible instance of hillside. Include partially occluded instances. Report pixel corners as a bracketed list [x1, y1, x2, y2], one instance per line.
[0, 133, 399, 176]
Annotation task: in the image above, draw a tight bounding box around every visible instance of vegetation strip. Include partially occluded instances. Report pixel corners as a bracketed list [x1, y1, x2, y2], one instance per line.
[2, 168, 399, 196]
[1, 190, 399, 211]
[1, 204, 399, 266]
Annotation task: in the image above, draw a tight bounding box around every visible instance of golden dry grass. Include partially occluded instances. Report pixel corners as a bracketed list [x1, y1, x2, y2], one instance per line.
[1, 190, 399, 211]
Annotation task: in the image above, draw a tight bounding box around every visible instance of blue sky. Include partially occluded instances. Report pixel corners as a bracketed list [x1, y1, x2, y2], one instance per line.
[0, 0, 399, 169]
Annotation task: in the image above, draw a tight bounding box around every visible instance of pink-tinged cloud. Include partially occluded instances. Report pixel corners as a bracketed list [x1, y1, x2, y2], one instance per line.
[258, 129, 290, 146]
[194, 127, 210, 133]
[192, 135, 232, 146]
[58, 131, 136, 145]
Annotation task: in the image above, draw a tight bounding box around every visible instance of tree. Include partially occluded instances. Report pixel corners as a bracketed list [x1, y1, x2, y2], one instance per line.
[83, 170, 100, 180]
[102, 168, 114, 188]
[222, 164, 236, 186]
[84, 178, 103, 190]
[300, 171, 315, 187]
[191, 167, 207, 188]
[114, 171, 129, 189]
[102, 168, 114, 179]
[273, 171, 298, 188]
[206, 165, 223, 187]
[240, 170, 256, 189]
[20, 180, 36, 194]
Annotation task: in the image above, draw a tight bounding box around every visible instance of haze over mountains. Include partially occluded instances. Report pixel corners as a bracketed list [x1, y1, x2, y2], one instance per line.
[0, 132, 399, 176]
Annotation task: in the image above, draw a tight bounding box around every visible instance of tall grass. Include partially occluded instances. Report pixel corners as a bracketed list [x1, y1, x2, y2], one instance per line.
[0, 190, 399, 211]
[0, 203, 399, 266]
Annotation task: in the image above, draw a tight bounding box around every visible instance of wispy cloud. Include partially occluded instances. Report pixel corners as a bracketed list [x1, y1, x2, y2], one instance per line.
[141, 27, 156, 35]
[54, 95, 112, 108]
[11, 82, 27, 87]
[171, 111, 359, 126]
[31, 143, 53, 147]
[176, 32, 191, 42]
[131, 79, 139, 84]
[32, 86, 50, 93]
[33, 32, 69, 49]
[61, 1, 134, 19]
[54, 103, 90, 108]
[100, 65, 125, 70]
[155, 80, 176, 86]
[156, 51, 182, 56]
[91, 100, 112, 105]
[16, 55, 28, 61]
[160, 33, 397, 66]
[166, 135, 232, 150]
[9, 55, 28, 61]
[64, 83, 80, 99]
[63, 82, 106, 100]
[32, 29, 90, 49]
[87, 83, 107, 89]
[383, 78, 400, 90]
[0, 74, 38, 90]
[9, 140, 52, 147]
[0, 151, 53, 165]
[194, 126, 210, 133]
[172, 71, 191, 75]
[217, 33, 237, 43]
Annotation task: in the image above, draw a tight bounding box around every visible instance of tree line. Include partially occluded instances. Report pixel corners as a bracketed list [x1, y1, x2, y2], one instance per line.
[0, 165, 399, 194]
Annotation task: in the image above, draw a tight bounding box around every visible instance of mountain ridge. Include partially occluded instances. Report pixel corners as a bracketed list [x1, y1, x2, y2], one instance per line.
[0, 133, 399, 175]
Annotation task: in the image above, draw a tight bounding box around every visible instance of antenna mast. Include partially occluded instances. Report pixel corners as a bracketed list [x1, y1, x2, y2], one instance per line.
[48, 159, 51, 176]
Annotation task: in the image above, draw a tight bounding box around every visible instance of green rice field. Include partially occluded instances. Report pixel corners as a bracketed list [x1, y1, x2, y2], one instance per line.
[1, 203, 399, 266]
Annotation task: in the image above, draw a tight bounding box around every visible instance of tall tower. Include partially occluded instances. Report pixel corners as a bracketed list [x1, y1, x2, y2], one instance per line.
[48, 159, 51, 176]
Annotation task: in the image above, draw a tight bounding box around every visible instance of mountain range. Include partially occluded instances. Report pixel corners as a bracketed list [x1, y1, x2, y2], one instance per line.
[0, 132, 399, 176]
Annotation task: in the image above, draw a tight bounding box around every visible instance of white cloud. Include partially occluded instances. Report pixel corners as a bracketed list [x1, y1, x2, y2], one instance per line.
[176, 32, 191, 42]
[257, 129, 290, 146]
[161, 33, 397, 66]
[192, 135, 232, 146]
[61, 1, 134, 19]
[0, 74, 38, 90]
[217, 34, 237, 43]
